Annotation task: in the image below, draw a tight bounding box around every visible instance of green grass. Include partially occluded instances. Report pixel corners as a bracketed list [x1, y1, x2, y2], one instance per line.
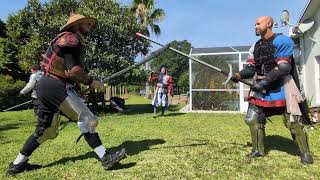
[0, 94, 320, 179]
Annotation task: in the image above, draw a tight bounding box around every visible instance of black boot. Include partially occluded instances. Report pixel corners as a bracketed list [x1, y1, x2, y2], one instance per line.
[101, 148, 127, 170]
[300, 153, 314, 165]
[6, 160, 41, 176]
[160, 107, 165, 116]
[245, 150, 263, 162]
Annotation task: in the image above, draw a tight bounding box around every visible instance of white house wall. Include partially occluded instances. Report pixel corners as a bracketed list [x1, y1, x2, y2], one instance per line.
[301, 8, 320, 107]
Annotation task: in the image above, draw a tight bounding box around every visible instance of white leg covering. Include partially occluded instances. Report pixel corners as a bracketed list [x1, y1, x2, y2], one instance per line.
[13, 153, 28, 165]
[94, 145, 107, 158]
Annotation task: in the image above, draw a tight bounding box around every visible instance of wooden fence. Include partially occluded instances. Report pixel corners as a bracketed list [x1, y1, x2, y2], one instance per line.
[104, 85, 128, 100]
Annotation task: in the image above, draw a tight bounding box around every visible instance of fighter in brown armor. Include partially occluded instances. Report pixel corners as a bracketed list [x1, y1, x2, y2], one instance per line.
[6, 13, 126, 176]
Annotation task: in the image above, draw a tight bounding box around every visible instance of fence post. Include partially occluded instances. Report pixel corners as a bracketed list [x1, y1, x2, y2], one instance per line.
[120, 86, 123, 98]
[121, 86, 125, 98]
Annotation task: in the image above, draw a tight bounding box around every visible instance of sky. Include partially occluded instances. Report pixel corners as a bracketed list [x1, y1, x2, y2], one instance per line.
[0, 0, 309, 49]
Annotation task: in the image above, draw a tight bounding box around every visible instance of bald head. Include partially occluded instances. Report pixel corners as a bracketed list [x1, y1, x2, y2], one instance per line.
[258, 16, 273, 28]
[255, 16, 274, 37]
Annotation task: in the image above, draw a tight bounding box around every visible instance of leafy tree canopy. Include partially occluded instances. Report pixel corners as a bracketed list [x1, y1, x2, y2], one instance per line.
[2, 0, 150, 84]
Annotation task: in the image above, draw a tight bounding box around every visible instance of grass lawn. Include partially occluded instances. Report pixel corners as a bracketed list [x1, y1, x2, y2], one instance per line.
[0, 94, 320, 179]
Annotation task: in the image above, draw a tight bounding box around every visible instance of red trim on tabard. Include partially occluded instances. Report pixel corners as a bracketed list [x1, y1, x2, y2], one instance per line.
[275, 57, 291, 63]
[45, 53, 57, 75]
[247, 58, 255, 64]
[277, 60, 290, 64]
[248, 96, 286, 107]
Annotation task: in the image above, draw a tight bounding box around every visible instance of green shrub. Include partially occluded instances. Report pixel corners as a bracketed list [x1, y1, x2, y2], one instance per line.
[0, 75, 27, 110]
[127, 85, 144, 95]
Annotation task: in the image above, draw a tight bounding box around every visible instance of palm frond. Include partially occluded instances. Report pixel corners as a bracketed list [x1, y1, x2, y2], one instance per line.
[151, 24, 161, 36]
[150, 8, 165, 22]
[130, 0, 164, 36]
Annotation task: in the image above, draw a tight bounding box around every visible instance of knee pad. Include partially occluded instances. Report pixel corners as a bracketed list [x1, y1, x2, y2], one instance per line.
[59, 90, 98, 133]
[77, 115, 98, 133]
[284, 114, 304, 130]
[287, 120, 305, 136]
[245, 104, 265, 125]
[36, 113, 61, 144]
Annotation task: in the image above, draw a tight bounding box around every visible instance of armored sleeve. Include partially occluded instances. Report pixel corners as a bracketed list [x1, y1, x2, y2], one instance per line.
[263, 35, 294, 84]
[56, 33, 93, 85]
[239, 44, 256, 79]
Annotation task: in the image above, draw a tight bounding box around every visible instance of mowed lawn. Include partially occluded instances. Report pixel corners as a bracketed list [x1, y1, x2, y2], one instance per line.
[0, 95, 320, 179]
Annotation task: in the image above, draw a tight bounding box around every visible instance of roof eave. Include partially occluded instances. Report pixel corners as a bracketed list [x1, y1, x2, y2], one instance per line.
[293, 0, 314, 34]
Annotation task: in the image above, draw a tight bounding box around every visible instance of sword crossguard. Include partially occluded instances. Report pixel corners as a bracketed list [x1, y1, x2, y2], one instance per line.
[222, 64, 233, 85]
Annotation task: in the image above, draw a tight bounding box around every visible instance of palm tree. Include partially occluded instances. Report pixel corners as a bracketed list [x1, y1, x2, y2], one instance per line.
[0, 19, 6, 38]
[131, 0, 165, 36]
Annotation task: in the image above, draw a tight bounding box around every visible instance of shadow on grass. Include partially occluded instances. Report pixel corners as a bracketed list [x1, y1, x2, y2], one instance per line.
[152, 142, 208, 150]
[42, 151, 98, 169]
[0, 119, 35, 134]
[43, 138, 166, 170]
[108, 162, 137, 170]
[148, 139, 208, 150]
[122, 104, 181, 115]
[110, 139, 166, 155]
[266, 135, 299, 156]
[161, 112, 186, 117]
[0, 123, 23, 141]
[0, 123, 22, 132]
[167, 104, 185, 112]
[216, 141, 252, 153]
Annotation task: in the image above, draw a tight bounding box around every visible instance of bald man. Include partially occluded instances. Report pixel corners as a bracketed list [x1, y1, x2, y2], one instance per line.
[231, 16, 313, 164]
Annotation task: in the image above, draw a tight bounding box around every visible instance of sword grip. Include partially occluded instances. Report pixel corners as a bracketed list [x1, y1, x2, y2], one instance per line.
[239, 79, 253, 87]
[238, 79, 266, 94]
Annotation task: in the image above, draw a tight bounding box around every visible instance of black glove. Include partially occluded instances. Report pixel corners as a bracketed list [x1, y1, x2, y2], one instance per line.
[251, 80, 268, 92]
[230, 73, 241, 83]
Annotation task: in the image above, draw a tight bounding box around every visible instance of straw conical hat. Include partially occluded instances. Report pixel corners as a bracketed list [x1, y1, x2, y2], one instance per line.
[60, 12, 97, 32]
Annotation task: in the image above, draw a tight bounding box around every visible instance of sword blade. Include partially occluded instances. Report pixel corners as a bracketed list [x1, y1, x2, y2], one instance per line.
[102, 44, 169, 82]
[3, 100, 33, 112]
[136, 32, 254, 87]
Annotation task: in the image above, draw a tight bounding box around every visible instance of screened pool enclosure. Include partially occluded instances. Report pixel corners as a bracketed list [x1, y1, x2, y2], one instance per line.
[189, 46, 251, 112]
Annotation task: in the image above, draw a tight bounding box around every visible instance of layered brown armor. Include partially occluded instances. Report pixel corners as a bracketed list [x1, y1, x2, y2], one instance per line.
[41, 32, 92, 85]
